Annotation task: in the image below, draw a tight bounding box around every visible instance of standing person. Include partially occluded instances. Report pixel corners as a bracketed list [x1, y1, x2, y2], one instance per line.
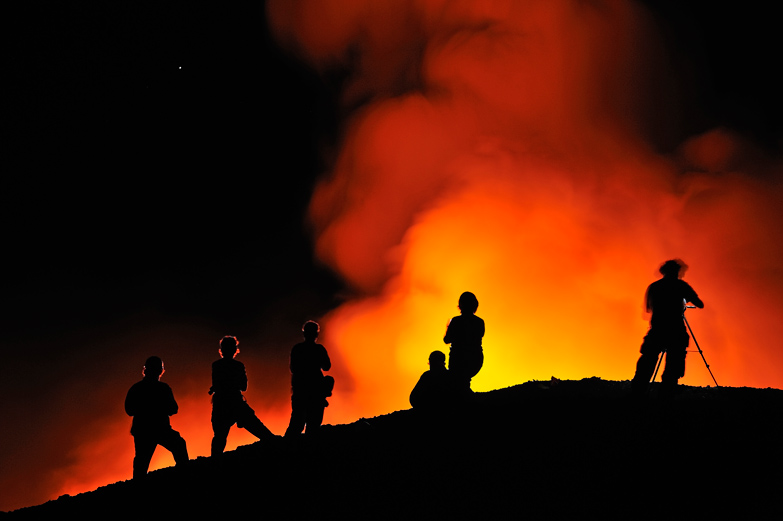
[210, 335, 275, 456]
[284, 321, 333, 437]
[444, 291, 485, 395]
[125, 356, 189, 480]
[631, 259, 704, 398]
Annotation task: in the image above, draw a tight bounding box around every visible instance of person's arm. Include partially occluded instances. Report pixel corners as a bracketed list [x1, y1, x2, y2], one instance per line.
[444, 319, 453, 344]
[240, 364, 248, 392]
[166, 386, 179, 416]
[209, 361, 218, 395]
[289, 346, 299, 374]
[689, 294, 704, 309]
[321, 345, 331, 372]
[685, 283, 704, 309]
[124, 386, 136, 417]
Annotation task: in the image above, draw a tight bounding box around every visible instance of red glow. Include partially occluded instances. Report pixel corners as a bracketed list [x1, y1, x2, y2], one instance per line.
[32, 1, 783, 510]
[269, 0, 783, 419]
[51, 395, 296, 499]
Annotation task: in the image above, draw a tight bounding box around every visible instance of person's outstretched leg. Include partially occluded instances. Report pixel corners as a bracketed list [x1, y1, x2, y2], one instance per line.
[237, 402, 275, 441]
[160, 428, 189, 466]
[244, 415, 275, 441]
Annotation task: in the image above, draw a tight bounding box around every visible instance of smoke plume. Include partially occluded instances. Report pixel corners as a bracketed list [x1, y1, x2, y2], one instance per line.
[268, 0, 783, 417]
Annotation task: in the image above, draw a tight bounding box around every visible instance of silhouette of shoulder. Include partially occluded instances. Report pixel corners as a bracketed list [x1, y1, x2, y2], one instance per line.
[410, 368, 457, 410]
[444, 314, 485, 345]
[290, 341, 331, 374]
[646, 278, 701, 322]
[125, 378, 178, 436]
[647, 278, 698, 301]
[125, 378, 178, 417]
[211, 357, 248, 394]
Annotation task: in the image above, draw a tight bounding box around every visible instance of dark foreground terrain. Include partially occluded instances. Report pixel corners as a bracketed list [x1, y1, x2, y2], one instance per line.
[5, 378, 782, 519]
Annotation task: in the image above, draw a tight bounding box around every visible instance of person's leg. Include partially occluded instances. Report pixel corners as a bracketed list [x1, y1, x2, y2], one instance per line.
[159, 428, 189, 466]
[304, 401, 325, 435]
[631, 351, 660, 394]
[660, 349, 686, 399]
[448, 353, 472, 397]
[211, 417, 232, 457]
[285, 395, 307, 437]
[243, 413, 275, 441]
[466, 350, 484, 380]
[631, 332, 662, 395]
[236, 401, 275, 441]
[133, 436, 156, 479]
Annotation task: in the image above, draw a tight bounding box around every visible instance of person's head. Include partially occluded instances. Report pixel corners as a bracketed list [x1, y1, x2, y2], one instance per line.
[302, 321, 320, 341]
[659, 259, 687, 279]
[143, 356, 164, 379]
[458, 291, 479, 314]
[219, 335, 239, 358]
[428, 350, 446, 370]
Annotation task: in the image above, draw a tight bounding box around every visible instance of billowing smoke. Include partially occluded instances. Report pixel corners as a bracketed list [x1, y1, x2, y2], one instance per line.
[12, 2, 780, 511]
[268, 0, 783, 417]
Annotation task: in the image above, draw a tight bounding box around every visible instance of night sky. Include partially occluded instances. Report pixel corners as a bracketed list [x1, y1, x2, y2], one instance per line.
[4, 1, 346, 511]
[3, 0, 782, 512]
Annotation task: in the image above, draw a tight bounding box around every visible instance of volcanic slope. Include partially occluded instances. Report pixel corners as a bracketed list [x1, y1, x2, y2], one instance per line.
[5, 378, 782, 519]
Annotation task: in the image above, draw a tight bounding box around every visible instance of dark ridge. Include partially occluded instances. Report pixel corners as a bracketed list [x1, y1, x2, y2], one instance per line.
[5, 378, 782, 519]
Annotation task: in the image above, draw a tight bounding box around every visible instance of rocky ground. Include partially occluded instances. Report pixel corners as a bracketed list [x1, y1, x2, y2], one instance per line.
[5, 378, 782, 519]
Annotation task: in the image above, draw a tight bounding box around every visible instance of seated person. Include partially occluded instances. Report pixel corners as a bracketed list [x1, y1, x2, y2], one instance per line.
[410, 350, 458, 412]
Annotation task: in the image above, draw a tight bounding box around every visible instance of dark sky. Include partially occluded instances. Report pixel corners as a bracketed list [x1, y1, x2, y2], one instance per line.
[640, 1, 783, 150]
[2, 0, 782, 512]
[5, 2, 342, 336]
[3, 2, 346, 511]
[4, 0, 782, 361]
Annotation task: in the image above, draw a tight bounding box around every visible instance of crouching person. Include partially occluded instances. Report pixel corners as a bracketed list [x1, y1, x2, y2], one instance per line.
[410, 350, 459, 414]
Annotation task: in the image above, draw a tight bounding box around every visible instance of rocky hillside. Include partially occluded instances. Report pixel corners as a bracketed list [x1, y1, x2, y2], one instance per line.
[5, 378, 782, 519]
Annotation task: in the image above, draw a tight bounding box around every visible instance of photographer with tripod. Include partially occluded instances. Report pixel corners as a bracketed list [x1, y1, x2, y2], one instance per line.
[631, 259, 704, 399]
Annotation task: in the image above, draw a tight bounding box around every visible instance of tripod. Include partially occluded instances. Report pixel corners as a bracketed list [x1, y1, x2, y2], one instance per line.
[650, 305, 719, 387]
[684, 305, 719, 387]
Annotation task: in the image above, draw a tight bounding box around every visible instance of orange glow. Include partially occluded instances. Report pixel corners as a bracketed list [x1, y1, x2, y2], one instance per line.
[269, 0, 783, 419]
[315, 148, 783, 418]
[50, 394, 296, 500]
[34, 0, 783, 510]
[41, 322, 300, 509]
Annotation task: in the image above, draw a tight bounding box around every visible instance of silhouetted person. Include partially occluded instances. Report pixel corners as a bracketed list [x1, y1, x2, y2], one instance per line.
[125, 356, 189, 480]
[210, 336, 275, 456]
[410, 350, 458, 413]
[444, 291, 485, 394]
[284, 321, 333, 437]
[631, 259, 704, 398]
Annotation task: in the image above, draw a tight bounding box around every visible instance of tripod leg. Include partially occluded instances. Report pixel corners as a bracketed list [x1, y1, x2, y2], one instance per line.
[684, 315, 719, 387]
[651, 350, 665, 384]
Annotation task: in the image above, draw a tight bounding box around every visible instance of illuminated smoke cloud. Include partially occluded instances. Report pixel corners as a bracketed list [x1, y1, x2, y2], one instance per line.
[14, 2, 777, 509]
[272, 0, 783, 417]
